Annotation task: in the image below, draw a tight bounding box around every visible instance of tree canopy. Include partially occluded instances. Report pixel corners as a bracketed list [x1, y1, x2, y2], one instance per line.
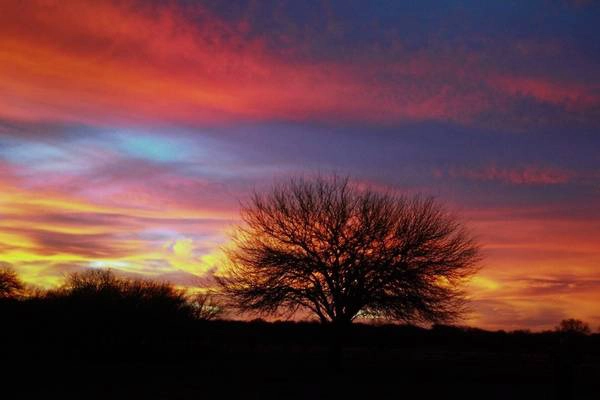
[218, 175, 480, 325]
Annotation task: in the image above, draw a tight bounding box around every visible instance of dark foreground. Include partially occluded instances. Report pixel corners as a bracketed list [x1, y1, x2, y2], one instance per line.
[2, 299, 599, 399]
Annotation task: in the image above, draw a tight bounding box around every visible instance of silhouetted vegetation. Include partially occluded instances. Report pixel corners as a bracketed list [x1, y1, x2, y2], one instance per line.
[0, 266, 24, 298]
[218, 175, 480, 325]
[189, 291, 224, 321]
[44, 269, 198, 323]
[1, 268, 599, 399]
[0, 269, 222, 362]
[556, 318, 592, 335]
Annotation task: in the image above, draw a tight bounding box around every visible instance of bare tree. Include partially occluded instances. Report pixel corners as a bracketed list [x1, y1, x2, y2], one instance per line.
[218, 175, 480, 325]
[0, 267, 24, 298]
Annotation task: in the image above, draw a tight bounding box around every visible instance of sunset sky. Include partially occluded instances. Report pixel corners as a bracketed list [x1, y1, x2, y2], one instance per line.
[0, 0, 599, 330]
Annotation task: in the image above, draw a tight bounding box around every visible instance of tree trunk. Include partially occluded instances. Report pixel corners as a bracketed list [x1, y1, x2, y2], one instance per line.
[328, 319, 350, 371]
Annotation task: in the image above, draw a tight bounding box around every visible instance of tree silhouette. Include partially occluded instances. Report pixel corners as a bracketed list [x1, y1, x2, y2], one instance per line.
[0, 267, 24, 298]
[189, 292, 225, 321]
[218, 175, 480, 325]
[556, 318, 591, 335]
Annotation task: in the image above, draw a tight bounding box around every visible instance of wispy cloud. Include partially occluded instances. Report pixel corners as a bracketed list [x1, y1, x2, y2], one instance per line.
[0, 1, 597, 128]
[435, 165, 573, 185]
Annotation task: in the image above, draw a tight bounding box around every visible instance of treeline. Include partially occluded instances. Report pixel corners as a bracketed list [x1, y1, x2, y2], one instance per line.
[2, 267, 600, 399]
[1, 266, 599, 360]
[0, 268, 221, 361]
[0, 267, 222, 319]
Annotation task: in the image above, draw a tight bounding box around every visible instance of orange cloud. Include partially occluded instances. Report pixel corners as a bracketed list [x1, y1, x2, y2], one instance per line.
[0, 0, 391, 124]
[462, 206, 600, 330]
[0, 163, 234, 287]
[2, 1, 592, 127]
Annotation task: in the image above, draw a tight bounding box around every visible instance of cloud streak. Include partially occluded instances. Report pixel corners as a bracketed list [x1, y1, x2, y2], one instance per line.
[435, 165, 573, 185]
[0, 1, 597, 128]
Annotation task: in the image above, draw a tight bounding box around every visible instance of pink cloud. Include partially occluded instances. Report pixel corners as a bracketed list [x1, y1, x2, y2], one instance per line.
[0, 1, 595, 128]
[436, 165, 573, 185]
[489, 75, 599, 110]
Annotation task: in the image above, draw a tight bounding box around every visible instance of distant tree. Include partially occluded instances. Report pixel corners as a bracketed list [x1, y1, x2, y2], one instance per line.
[218, 175, 481, 325]
[189, 292, 225, 321]
[0, 267, 24, 298]
[555, 318, 591, 335]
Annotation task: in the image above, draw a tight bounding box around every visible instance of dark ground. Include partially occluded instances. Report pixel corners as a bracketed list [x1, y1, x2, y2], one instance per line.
[2, 298, 599, 399]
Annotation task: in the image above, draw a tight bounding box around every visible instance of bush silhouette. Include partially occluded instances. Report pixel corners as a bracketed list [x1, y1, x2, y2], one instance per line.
[44, 269, 198, 329]
[0, 267, 24, 298]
